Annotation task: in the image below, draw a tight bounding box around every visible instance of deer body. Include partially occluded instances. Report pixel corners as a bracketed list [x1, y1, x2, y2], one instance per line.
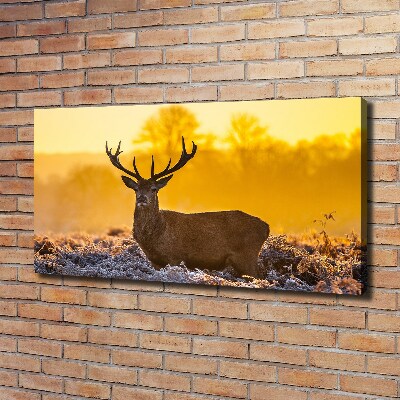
[106, 138, 269, 279]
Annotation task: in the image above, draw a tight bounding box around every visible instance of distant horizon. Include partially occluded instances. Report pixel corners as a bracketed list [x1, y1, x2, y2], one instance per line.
[35, 97, 361, 154]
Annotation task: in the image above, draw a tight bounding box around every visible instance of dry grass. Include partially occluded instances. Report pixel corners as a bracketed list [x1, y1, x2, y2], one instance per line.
[34, 226, 366, 294]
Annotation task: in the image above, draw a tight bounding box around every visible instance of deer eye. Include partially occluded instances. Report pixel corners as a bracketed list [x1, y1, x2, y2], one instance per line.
[151, 187, 157, 192]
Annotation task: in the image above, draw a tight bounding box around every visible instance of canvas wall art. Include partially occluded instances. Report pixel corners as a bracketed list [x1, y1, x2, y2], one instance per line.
[34, 97, 367, 294]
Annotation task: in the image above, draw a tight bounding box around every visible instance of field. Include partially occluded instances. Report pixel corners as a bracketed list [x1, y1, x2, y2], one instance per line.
[34, 227, 366, 295]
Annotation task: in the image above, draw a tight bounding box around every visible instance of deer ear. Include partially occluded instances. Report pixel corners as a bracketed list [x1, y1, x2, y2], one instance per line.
[155, 175, 173, 189]
[121, 176, 138, 190]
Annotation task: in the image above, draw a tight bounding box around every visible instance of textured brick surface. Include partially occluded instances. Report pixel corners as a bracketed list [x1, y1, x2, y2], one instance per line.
[0, 1, 399, 399]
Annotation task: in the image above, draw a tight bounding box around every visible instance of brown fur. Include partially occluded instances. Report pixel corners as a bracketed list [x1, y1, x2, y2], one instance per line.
[132, 187, 269, 278]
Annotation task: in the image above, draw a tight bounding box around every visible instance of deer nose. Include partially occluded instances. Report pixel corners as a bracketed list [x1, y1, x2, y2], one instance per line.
[137, 195, 147, 205]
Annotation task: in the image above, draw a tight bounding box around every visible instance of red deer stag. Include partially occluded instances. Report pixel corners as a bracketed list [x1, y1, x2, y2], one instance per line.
[106, 137, 269, 278]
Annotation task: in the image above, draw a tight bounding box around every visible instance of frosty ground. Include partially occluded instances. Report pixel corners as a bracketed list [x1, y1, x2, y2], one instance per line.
[34, 228, 366, 295]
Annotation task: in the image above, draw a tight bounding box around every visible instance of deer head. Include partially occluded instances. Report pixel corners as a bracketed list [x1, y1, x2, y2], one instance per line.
[106, 137, 197, 208]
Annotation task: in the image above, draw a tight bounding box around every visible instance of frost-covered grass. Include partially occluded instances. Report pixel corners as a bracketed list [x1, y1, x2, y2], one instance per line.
[34, 228, 366, 294]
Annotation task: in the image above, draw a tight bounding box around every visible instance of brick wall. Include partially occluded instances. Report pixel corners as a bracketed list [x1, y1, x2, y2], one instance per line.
[0, 0, 399, 399]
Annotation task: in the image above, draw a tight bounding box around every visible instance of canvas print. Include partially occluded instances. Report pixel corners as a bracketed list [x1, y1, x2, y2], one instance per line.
[34, 97, 367, 294]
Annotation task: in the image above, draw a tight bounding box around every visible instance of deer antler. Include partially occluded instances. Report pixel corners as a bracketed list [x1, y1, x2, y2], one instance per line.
[150, 136, 197, 181]
[105, 141, 144, 181]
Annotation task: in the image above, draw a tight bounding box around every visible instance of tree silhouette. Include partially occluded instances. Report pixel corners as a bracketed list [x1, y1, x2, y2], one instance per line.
[134, 105, 201, 155]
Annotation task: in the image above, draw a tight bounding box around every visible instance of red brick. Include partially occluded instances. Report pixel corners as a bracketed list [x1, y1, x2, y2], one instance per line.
[279, 367, 337, 389]
[140, 0, 190, 9]
[42, 359, 86, 378]
[139, 370, 191, 391]
[339, 331, 395, 353]
[0, 337, 16, 352]
[113, 386, 162, 400]
[280, 39, 337, 58]
[340, 374, 397, 397]
[64, 89, 111, 105]
[88, 364, 137, 384]
[0, 370, 17, 387]
[166, 85, 217, 102]
[1, 3, 43, 22]
[250, 343, 307, 366]
[248, 20, 305, 39]
[306, 59, 363, 77]
[138, 28, 188, 46]
[251, 384, 307, 400]
[68, 16, 111, 33]
[342, 0, 399, 13]
[220, 83, 274, 101]
[368, 355, 400, 376]
[164, 354, 217, 375]
[371, 164, 397, 182]
[0, 232, 16, 246]
[339, 37, 397, 55]
[277, 326, 336, 347]
[64, 53, 111, 69]
[88, 0, 137, 14]
[0, 24, 16, 39]
[112, 348, 162, 368]
[368, 312, 400, 332]
[221, 360, 275, 382]
[339, 78, 396, 97]
[88, 328, 138, 347]
[114, 311, 163, 331]
[0, 59, 16, 74]
[0, 93, 15, 108]
[277, 81, 335, 99]
[45, 0, 85, 18]
[88, 69, 136, 86]
[250, 303, 307, 323]
[140, 332, 191, 353]
[192, 376, 247, 398]
[191, 24, 244, 43]
[41, 323, 87, 342]
[193, 338, 247, 359]
[40, 35, 85, 53]
[0, 75, 38, 91]
[192, 64, 244, 82]
[0, 388, 40, 400]
[0, 318, 39, 337]
[114, 87, 163, 103]
[114, 11, 163, 28]
[65, 380, 111, 399]
[280, 0, 338, 16]
[310, 308, 365, 328]
[64, 307, 111, 326]
[19, 373, 63, 393]
[164, 7, 218, 25]
[371, 226, 400, 245]
[64, 343, 110, 363]
[367, 57, 400, 76]
[308, 16, 363, 36]
[87, 32, 136, 50]
[165, 316, 217, 335]
[18, 196, 34, 212]
[310, 350, 365, 372]
[41, 287, 86, 305]
[0, 300, 16, 316]
[0, 215, 33, 229]
[222, 3, 275, 21]
[0, 197, 17, 211]
[0, 284, 38, 300]
[88, 291, 137, 309]
[140, 67, 189, 83]
[0, 352, 40, 372]
[18, 21, 66, 37]
[113, 49, 162, 66]
[0, 248, 32, 264]
[18, 55, 61, 72]
[0, 39, 37, 56]
[18, 91, 62, 107]
[18, 338, 62, 357]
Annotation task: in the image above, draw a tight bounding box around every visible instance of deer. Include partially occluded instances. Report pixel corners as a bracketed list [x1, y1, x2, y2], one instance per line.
[105, 137, 270, 279]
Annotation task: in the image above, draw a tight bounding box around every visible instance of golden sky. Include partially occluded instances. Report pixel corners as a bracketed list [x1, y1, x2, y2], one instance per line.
[35, 97, 362, 154]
